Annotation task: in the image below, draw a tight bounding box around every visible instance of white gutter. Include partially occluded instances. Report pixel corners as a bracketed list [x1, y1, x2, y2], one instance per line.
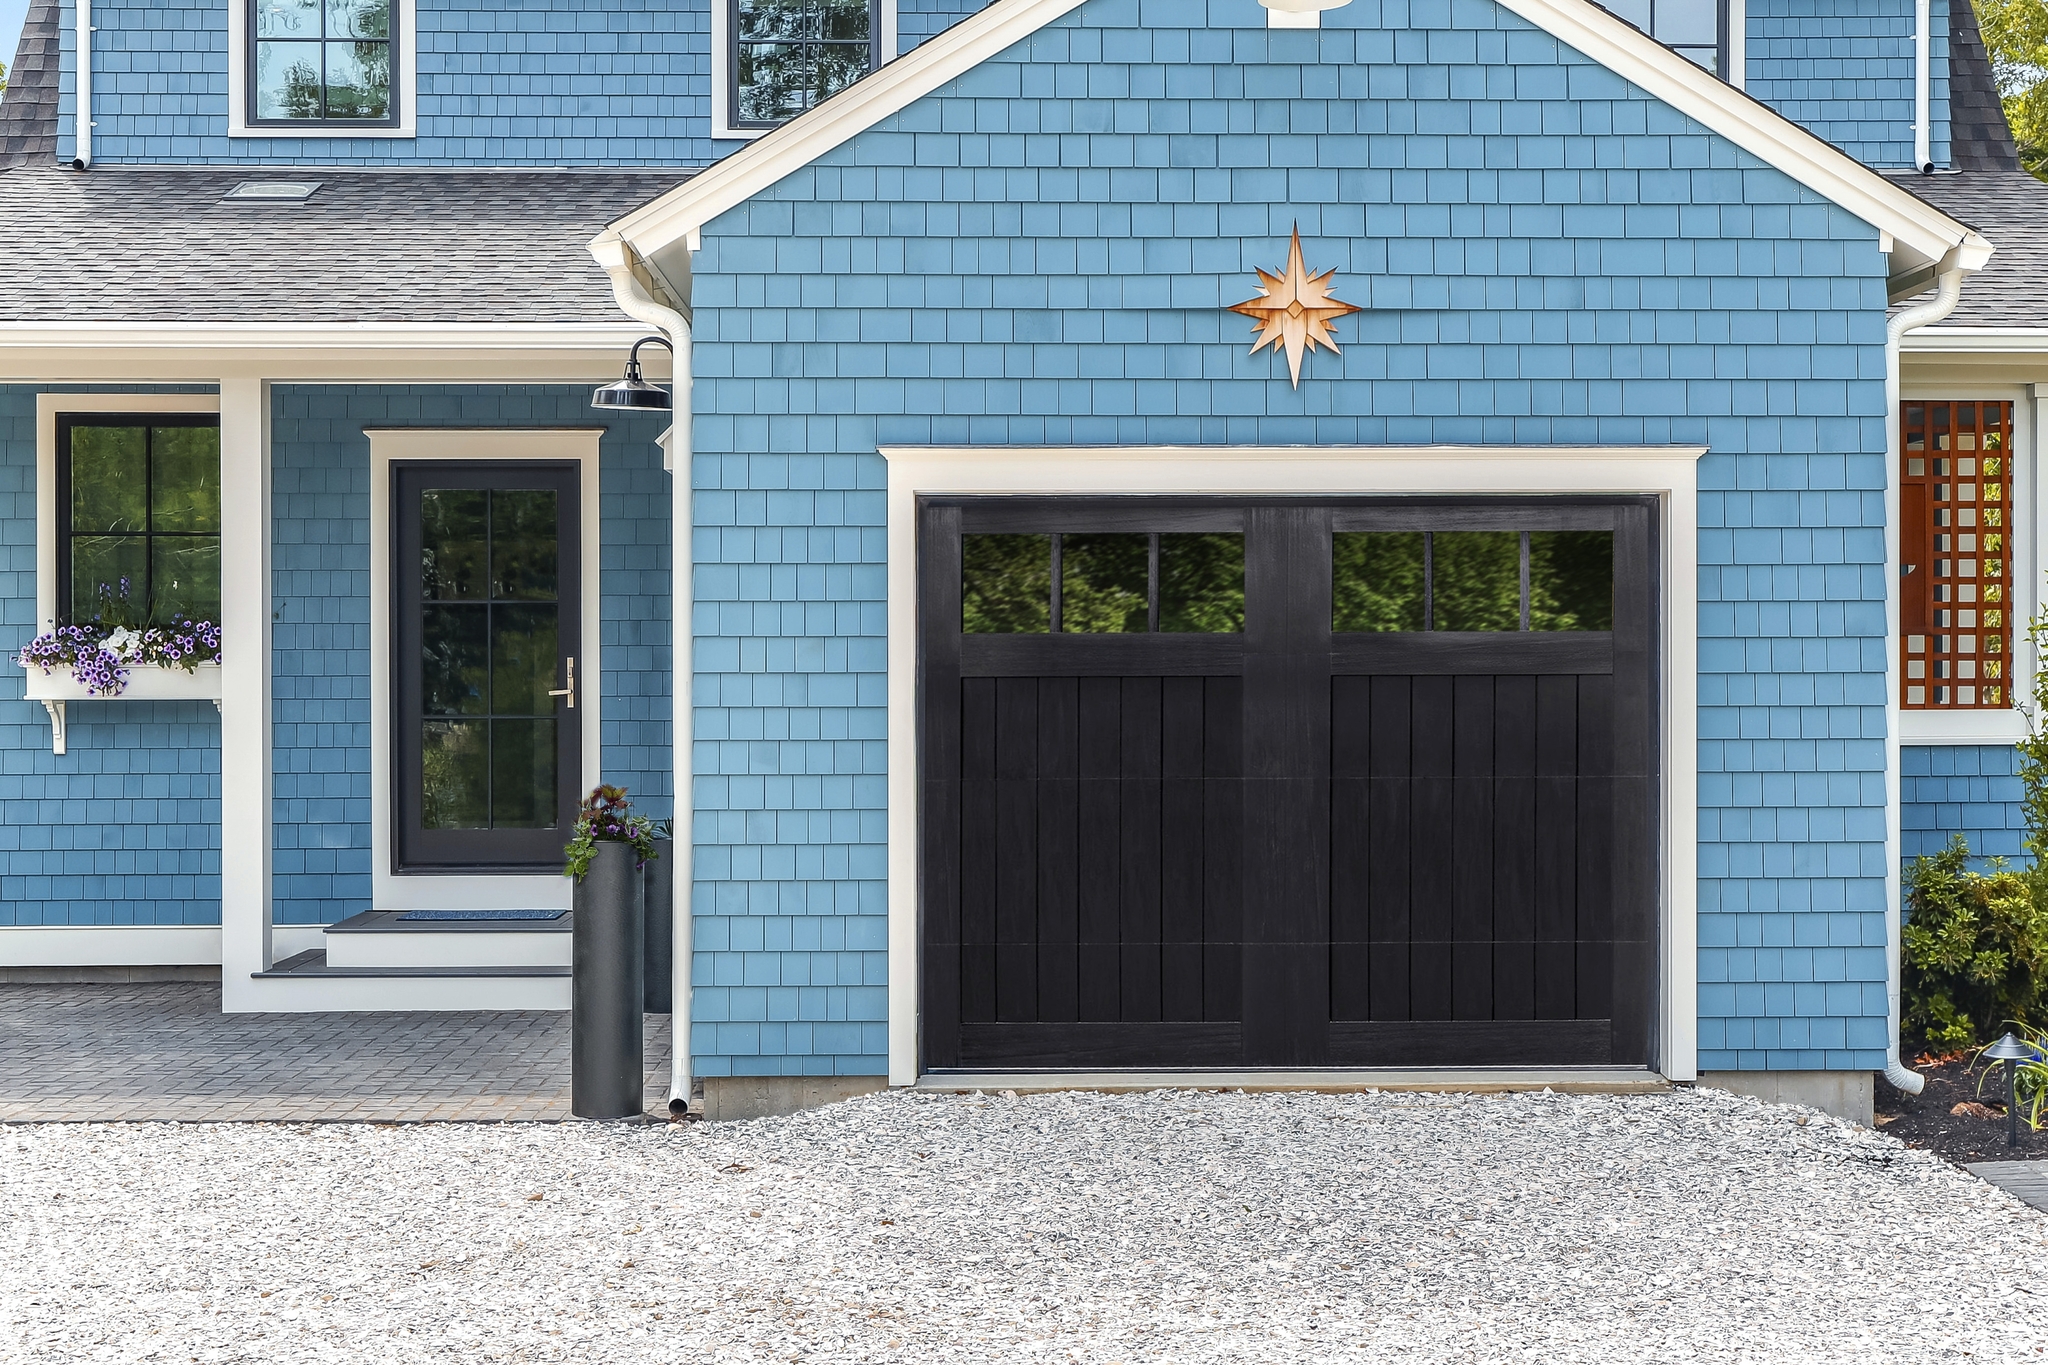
[73, 0, 92, 169]
[590, 232, 695, 1116]
[1883, 264, 1967, 1097]
[1914, 0, 1932, 172]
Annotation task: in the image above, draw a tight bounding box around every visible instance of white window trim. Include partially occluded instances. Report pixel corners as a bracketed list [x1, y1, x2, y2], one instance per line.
[877, 444, 1705, 1088]
[1897, 383, 2035, 744]
[364, 429, 603, 912]
[228, 0, 418, 140]
[712, 0, 898, 142]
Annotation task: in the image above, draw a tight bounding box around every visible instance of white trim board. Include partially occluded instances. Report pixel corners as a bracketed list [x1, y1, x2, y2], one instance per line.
[363, 428, 604, 913]
[604, 0, 1986, 280]
[228, 0, 419, 139]
[0, 926, 222, 967]
[877, 444, 1706, 1087]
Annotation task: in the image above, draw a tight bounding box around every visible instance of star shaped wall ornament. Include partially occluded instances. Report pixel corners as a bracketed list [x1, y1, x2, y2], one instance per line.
[1227, 224, 1364, 388]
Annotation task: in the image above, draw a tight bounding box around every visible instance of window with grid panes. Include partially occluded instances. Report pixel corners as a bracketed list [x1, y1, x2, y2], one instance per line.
[1901, 401, 2014, 709]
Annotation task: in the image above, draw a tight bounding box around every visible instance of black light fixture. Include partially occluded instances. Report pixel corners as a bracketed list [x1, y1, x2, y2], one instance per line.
[1984, 1031, 2035, 1149]
[591, 335, 674, 411]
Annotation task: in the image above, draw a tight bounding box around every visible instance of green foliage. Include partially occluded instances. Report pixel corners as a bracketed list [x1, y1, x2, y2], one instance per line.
[1903, 838, 2048, 1049]
[562, 785, 660, 881]
[1974, 0, 2048, 181]
[1976, 1027, 2048, 1130]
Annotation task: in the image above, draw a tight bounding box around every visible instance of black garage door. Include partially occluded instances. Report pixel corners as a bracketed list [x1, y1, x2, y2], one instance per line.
[918, 497, 1657, 1071]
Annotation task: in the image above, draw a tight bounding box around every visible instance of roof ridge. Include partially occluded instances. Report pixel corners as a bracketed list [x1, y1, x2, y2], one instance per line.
[0, 0, 62, 169]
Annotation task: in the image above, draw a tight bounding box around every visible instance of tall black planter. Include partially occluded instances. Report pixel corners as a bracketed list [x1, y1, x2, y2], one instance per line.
[572, 840, 645, 1120]
[642, 838, 673, 1014]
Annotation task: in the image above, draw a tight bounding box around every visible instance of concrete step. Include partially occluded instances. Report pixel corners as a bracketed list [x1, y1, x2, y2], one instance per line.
[322, 909, 573, 970]
[250, 949, 571, 1011]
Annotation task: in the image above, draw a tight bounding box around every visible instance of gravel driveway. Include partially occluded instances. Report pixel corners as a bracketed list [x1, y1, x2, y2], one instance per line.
[3, 1086, 2043, 1363]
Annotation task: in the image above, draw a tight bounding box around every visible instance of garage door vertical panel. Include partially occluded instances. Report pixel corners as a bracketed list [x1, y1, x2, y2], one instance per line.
[1531, 674, 1579, 1022]
[1451, 674, 1497, 1021]
[1366, 675, 1413, 1022]
[918, 504, 965, 1068]
[1407, 677, 1457, 1023]
[1118, 678, 1165, 1023]
[1608, 503, 1660, 1065]
[1574, 671, 1617, 1030]
[1075, 676, 1123, 1022]
[994, 678, 1040, 1022]
[958, 679, 998, 1025]
[1329, 675, 1373, 1022]
[1034, 677, 1081, 1024]
[1160, 676, 1208, 1022]
[1241, 505, 1332, 1066]
[1202, 676, 1245, 1024]
[1490, 674, 1539, 1022]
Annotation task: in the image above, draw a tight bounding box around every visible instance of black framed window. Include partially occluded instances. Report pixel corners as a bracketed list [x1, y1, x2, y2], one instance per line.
[1597, 0, 1728, 76]
[730, 0, 881, 130]
[250, 0, 396, 125]
[56, 416, 222, 628]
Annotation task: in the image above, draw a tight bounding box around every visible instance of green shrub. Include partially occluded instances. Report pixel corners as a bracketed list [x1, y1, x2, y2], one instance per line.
[1903, 838, 2048, 1050]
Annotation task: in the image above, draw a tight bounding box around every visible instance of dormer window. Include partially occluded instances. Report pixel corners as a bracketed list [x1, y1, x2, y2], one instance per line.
[1601, 0, 1728, 76]
[249, 0, 397, 125]
[725, 0, 883, 133]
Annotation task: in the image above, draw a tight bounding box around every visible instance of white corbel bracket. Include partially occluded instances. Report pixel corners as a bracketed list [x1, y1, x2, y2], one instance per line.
[42, 700, 65, 755]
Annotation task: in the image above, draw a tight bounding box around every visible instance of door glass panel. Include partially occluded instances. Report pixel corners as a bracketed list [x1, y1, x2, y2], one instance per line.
[962, 534, 1051, 633]
[1332, 531, 1425, 631]
[1529, 531, 1614, 631]
[1158, 532, 1245, 633]
[1060, 533, 1149, 633]
[1431, 531, 1520, 632]
[417, 487, 563, 832]
[491, 718, 557, 828]
[421, 719, 490, 829]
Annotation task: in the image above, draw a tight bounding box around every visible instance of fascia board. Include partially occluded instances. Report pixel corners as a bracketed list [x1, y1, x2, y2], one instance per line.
[1903, 328, 2048, 353]
[0, 323, 647, 349]
[605, 0, 1982, 276]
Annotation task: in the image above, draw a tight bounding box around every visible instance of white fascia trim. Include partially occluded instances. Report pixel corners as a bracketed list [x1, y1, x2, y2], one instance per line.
[36, 394, 222, 634]
[228, 0, 418, 138]
[604, 0, 1982, 276]
[878, 444, 1705, 1088]
[363, 428, 603, 913]
[0, 926, 222, 968]
[1903, 329, 2048, 353]
[0, 323, 646, 351]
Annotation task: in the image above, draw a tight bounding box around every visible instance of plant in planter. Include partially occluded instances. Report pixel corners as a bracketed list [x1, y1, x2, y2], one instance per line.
[16, 579, 222, 698]
[563, 784, 661, 878]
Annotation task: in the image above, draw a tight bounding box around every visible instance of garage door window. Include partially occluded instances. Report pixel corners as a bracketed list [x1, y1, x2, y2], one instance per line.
[962, 531, 1245, 634]
[1333, 529, 1611, 632]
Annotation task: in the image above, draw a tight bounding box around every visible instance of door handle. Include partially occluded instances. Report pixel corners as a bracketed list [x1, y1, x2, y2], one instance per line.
[548, 656, 576, 710]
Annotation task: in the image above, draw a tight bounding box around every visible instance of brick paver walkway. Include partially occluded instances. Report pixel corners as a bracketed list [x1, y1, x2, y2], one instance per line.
[1967, 1159, 2048, 1212]
[0, 983, 671, 1122]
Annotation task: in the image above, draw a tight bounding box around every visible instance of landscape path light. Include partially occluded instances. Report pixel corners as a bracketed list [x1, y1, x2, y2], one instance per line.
[1983, 1031, 2033, 1149]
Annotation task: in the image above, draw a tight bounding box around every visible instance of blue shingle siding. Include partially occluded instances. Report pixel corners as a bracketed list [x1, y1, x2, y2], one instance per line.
[58, 0, 719, 166]
[1902, 743, 2026, 869]
[900, 0, 995, 54]
[688, 0, 1896, 1076]
[0, 386, 222, 928]
[1746, 0, 1951, 169]
[269, 385, 671, 926]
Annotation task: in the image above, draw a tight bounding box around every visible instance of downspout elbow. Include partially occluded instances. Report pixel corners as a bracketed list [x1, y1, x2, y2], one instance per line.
[1881, 265, 1967, 1098]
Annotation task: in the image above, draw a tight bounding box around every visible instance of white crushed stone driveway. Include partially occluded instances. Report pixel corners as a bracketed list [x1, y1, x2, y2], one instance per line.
[2, 1086, 2043, 1363]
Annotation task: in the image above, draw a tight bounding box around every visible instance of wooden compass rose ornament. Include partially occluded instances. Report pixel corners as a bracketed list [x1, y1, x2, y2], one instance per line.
[1227, 224, 1364, 388]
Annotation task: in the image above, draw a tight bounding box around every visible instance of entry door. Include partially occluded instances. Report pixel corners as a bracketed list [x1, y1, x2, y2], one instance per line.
[393, 462, 582, 872]
[918, 496, 1657, 1072]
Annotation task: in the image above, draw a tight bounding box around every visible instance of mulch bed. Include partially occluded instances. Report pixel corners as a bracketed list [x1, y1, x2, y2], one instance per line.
[1875, 1051, 2048, 1163]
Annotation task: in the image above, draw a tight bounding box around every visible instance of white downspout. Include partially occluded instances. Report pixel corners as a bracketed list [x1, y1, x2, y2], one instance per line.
[1913, 0, 1932, 172]
[1883, 264, 1966, 1096]
[591, 232, 694, 1115]
[73, 0, 92, 169]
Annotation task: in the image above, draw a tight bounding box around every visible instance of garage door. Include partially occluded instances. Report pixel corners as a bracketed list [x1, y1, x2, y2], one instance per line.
[918, 497, 1657, 1071]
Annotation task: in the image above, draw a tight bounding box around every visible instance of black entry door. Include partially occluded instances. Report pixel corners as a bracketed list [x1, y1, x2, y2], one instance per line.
[393, 462, 582, 872]
[919, 497, 1657, 1072]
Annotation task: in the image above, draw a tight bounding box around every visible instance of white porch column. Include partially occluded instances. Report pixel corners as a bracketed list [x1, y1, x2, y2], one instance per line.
[217, 377, 274, 1010]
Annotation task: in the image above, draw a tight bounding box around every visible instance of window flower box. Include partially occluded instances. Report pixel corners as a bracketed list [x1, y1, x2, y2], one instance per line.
[18, 613, 224, 753]
[20, 660, 222, 703]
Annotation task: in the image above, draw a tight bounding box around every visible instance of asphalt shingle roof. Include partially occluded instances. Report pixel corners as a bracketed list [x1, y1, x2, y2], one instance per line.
[0, 165, 688, 323]
[1904, 169, 2048, 328]
[0, 0, 60, 167]
[1947, 0, 2021, 173]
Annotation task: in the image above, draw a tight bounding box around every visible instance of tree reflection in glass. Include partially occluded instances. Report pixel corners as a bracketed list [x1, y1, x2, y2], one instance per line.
[961, 534, 1050, 633]
[1332, 532, 1425, 632]
[1158, 533, 1244, 633]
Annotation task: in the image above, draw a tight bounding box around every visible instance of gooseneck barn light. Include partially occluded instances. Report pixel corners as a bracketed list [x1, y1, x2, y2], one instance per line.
[591, 335, 675, 412]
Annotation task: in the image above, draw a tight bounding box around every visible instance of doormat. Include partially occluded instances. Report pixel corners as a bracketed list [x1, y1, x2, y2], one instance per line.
[395, 909, 568, 922]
